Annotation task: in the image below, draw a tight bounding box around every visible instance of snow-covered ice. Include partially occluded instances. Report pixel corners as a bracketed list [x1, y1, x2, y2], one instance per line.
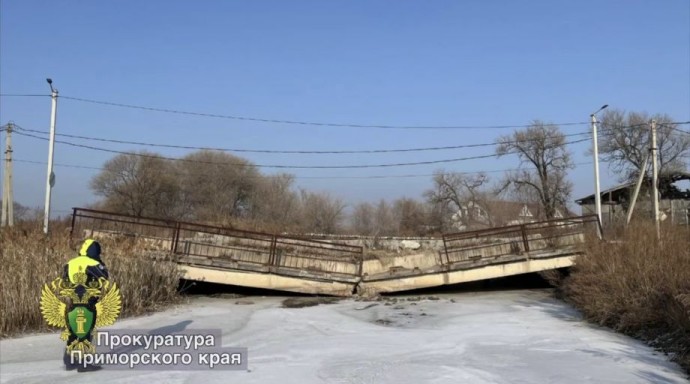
[1, 289, 687, 383]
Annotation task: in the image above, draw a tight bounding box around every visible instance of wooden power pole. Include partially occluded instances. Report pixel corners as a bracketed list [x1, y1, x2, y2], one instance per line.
[651, 119, 660, 240]
[625, 119, 662, 241]
[1, 122, 14, 227]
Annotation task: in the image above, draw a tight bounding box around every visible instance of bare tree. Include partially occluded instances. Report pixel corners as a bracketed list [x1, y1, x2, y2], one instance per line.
[250, 173, 299, 231]
[176, 150, 260, 224]
[392, 197, 428, 236]
[424, 171, 492, 230]
[350, 202, 375, 235]
[599, 109, 690, 181]
[496, 121, 574, 219]
[12, 202, 31, 222]
[351, 198, 430, 236]
[297, 190, 346, 234]
[373, 199, 396, 236]
[90, 151, 181, 218]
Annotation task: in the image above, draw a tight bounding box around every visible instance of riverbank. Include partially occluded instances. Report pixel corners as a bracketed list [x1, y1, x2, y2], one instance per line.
[556, 223, 690, 375]
[1, 290, 687, 383]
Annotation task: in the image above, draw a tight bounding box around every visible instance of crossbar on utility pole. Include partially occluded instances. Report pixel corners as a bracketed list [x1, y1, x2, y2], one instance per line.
[43, 80, 58, 234]
[651, 119, 660, 240]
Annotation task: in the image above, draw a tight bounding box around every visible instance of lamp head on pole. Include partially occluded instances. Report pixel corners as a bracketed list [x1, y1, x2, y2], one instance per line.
[46, 78, 55, 93]
[591, 104, 608, 117]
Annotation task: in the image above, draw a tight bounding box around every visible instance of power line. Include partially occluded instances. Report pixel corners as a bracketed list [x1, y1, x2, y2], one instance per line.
[657, 122, 690, 136]
[14, 159, 102, 171]
[58, 95, 590, 130]
[0, 93, 48, 97]
[13, 158, 595, 179]
[600, 121, 690, 131]
[5, 92, 688, 133]
[13, 130, 592, 169]
[13, 125, 596, 154]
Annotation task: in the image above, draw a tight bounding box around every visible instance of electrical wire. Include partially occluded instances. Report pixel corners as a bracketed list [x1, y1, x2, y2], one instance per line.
[13, 124, 597, 154]
[657, 122, 690, 136]
[13, 158, 596, 179]
[4, 93, 688, 132]
[14, 159, 102, 171]
[13, 130, 592, 169]
[57, 95, 591, 130]
[0, 94, 48, 97]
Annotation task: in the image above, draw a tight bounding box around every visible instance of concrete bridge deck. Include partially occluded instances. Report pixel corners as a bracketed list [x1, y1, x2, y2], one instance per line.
[70, 208, 601, 296]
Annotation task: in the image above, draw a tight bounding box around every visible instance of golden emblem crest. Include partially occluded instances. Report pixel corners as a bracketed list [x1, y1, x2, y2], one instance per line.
[40, 273, 122, 355]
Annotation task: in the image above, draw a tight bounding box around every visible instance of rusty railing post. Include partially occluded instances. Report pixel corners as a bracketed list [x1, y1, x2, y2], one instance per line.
[170, 222, 181, 255]
[269, 235, 277, 267]
[521, 224, 530, 254]
[69, 208, 78, 239]
[442, 236, 450, 266]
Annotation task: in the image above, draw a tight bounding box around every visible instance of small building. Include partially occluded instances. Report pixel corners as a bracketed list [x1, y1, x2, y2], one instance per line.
[574, 172, 690, 226]
[451, 200, 570, 231]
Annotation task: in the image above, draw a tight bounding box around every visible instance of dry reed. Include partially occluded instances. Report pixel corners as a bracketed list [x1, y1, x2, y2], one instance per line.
[0, 227, 182, 338]
[562, 222, 690, 373]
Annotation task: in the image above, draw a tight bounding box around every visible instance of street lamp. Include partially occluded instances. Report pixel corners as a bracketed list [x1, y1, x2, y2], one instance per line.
[43, 78, 58, 234]
[590, 104, 608, 233]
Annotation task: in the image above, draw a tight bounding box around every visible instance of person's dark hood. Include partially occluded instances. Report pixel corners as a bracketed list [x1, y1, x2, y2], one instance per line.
[79, 239, 102, 262]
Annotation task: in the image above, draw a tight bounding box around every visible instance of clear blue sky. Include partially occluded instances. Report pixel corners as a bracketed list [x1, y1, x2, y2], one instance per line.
[1, 0, 689, 218]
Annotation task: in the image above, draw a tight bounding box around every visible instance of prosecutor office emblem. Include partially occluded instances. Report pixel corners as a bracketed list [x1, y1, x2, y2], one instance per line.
[68, 306, 95, 339]
[40, 270, 122, 355]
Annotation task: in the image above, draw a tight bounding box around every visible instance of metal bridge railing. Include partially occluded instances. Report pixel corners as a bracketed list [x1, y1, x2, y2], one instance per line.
[70, 208, 600, 280]
[70, 208, 363, 279]
[442, 215, 601, 266]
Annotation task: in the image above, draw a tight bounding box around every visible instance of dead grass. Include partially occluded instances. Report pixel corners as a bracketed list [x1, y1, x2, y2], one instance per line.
[0, 227, 182, 338]
[562, 222, 690, 373]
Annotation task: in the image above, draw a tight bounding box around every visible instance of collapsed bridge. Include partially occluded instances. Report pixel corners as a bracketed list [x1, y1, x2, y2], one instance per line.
[69, 208, 602, 296]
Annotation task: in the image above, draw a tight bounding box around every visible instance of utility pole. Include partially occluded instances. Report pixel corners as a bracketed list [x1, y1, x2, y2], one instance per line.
[590, 104, 608, 237]
[626, 151, 649, 226]
[2, 122, 14, 227]
[651, 119, 660, 240]
[1, 125, 3, 227]
[43, 78, 58, 234]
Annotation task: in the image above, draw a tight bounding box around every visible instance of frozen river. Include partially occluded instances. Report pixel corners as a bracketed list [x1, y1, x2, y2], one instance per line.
[1, 289, 687, 383]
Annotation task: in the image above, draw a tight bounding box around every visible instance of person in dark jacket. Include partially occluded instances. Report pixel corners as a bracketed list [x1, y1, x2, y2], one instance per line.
[62, 239, 109, 372]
